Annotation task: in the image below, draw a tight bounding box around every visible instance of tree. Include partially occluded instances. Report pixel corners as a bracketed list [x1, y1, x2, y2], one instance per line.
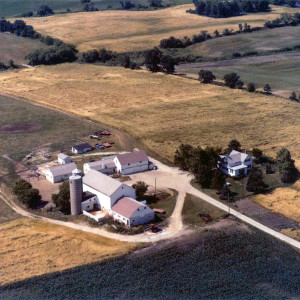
[252, 148, 263, 158]
[211, 170, 225, 190]
[132, 181, 149, 200]
[264, 84, 272, 94]
[144, 47, 162, 72]
[247, 82, 256, 92]
[148, 0, 163, 7]
[224, 73, 243, 89]
[219, 185, 234, 201]
[52, 181, 71, 213]
[276, 147, 298, 183]
[214, 30, 220, 37]
[246, 167, 266, 193]
[13, 179, 32, 196]
[198, 69, 216, 84]
[228, 139, 241, 152]
[36, 5, 54, 16]
[289, 91, 297, 101]
[174, 144, 194, 170]
[160, 55, 177, 74]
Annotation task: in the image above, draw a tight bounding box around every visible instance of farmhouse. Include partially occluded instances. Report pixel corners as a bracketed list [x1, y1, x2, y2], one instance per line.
[219, 150, 253, 177]
[82, 169, 136, 211]
[57, 153, 71, 165]
[72, 142, 93, 154]
[114, 150, 149, 175]
[112, 197, 155, 226]
[83, 157, 116, 175]
[45, 162, 77, 183]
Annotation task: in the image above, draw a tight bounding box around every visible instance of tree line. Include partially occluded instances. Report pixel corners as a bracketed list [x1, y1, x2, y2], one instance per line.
[190, 0, 270, 18]
[265, 13, 300, 28]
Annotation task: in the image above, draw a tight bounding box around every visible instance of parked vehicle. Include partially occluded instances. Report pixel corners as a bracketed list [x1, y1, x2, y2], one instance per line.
[198, 214, 212, 223]
[95, 144, 105, 150]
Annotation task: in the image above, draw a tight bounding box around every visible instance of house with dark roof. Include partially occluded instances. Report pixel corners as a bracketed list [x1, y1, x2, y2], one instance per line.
[219, 150, 253, 177]
[72, 143, 93, 154]
[114, 150, 149, 175]
[111, 197, 154, 226]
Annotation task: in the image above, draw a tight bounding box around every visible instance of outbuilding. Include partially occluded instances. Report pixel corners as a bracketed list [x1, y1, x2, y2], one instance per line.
[111, 197, 155, 227]
[114, 150, 149, 175]
[45, 162, 77, 183]
[57, 153, 72, 165]
[83, 157, 116, 175]
[72, 143, 93, 154]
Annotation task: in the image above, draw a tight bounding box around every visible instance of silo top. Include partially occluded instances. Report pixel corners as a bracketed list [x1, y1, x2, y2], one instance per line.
[72, 168, 82, 176]
[69, 174, 82, 181]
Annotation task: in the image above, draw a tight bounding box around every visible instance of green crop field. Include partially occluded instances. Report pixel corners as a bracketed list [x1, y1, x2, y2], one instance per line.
[0, 224, 299, 299]
[187, 26, 300, 58]
[0, 33, 47, 64]
[0, 0, 191, 18]
[179, 57, 300, 97]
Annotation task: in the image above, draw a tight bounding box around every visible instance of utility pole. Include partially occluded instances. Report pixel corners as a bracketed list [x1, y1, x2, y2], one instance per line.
[155, 178, 157, 193]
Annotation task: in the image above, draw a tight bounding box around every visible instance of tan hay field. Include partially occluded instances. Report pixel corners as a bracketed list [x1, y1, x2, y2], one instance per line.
[0, 64, 299, 162]
[11, 5, 300, 52]
[0, 218, 137, 285]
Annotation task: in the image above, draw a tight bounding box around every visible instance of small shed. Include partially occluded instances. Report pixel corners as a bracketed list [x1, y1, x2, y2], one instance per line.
[45, 162, 77, 183]
[72, 143, 93, 154]
[57, 153, 72, 165]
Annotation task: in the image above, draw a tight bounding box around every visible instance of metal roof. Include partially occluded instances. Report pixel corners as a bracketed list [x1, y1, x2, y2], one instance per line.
[83, 169, 127, 196]
[57, 153, 70, 160]
[116, 150, 148, 165]
[112, 197, 145, 219]
[226, 150, 249, 167]
[48, 162, 77, 177]
[72, 143, 92, 151]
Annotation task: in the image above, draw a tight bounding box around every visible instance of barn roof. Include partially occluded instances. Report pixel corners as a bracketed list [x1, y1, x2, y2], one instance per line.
[112, 197, 145, 219]
[48, 162, 77, 177]
[83, 169, 127, 196]
[57, 153, 70, 160]
[116, 150, 148, 165]
[72, 143, 92, 151]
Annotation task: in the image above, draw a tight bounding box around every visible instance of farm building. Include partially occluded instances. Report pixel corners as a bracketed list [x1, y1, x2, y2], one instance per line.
[114, 150, 149, 175]
[57, 153, 72, 165]
[112, 197, 155, 226]
[72, 143, 93, 154]
[82, 169, 136, 211]
[45, 162, 77, 183]
[81, 191, 99, 212]
[83, 157, 116, 175]
[219, 150, 253, 177]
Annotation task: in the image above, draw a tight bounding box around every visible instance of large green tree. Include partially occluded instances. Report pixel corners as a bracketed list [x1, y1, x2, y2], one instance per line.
[224, 73, 243, 89]
[132, 181, 149, 200]
[52, 181, 71, 214]
[227, 139, 241, 153]
[198, 69, 216, 84]
[174, 144, 194, 170]
[276, 147, 298, 183]
[246, 167, 266, 193]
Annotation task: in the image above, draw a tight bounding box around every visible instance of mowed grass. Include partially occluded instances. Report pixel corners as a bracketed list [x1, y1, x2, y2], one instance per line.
[0, 64, 299, 162]
[0, 218, 138, 285]
[180, 58, 300, 97]
[0, 94, 92, 158]
[13, 5, 300, 52]
[0, 33, 47, 64]
[188, 26, 300, 57]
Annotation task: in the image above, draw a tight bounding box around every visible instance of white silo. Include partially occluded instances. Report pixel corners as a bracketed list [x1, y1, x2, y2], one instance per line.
[69, 174, 83, 215]
[72, 168, 83, 177]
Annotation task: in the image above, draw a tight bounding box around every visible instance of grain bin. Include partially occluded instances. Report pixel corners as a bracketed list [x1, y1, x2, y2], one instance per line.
[69, 174, 83, 215]
[72, 168, 83, 177]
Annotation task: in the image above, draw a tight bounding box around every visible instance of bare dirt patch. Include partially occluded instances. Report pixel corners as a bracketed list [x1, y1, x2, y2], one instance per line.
[0, 123, 42, 133]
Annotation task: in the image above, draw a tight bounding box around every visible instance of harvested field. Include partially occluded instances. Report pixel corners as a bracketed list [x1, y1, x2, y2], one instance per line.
[0, 123, 42, 133]
[13, 5, 300, 52]
[0, 218, 138, 286]
[0, 64, 299, 162]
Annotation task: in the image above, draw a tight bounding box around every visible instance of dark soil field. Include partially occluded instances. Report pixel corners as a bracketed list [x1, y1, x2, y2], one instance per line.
[0, 123, 42, 133]
[1, 221, 300, 299]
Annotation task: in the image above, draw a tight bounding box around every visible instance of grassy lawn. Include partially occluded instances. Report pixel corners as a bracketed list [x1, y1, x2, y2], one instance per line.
[12, 5, 300, 52]
[180, 57, 300, 97]
[0, 218, 138, 286]
[0, 64, 299, 163]
[182, 193, 227, 226]
[1, 224, 300, 299]
[0, 33, 48, 64]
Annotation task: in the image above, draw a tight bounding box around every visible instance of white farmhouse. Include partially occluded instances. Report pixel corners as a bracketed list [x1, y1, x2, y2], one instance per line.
[82, 169, 136, 211]
[72, 143, 93, 154]
[219, 150, 253, 177]
[83, 157, 116, 175]
[57, 153, 72, 165]
[111, 197, 155, 226]
[114, 150, 149, 175]
[45, 162, 77, 183]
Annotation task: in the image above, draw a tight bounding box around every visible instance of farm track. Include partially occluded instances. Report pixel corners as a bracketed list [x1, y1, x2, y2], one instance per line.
[177, 52, 300, 70]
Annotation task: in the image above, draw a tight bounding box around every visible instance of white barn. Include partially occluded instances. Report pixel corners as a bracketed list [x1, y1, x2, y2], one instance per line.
[57, 153, 72, 165]
[219, 150, 253, 177]
[114, 150, 149, 175]
[82, 169, 136, 211]
[83, 157, 116, 175]
[111, 197, 154, 226]
[45, 162, 77, 183]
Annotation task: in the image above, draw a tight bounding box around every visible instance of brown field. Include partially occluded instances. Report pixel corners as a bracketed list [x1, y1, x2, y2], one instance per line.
[253, 160, 300, 227]
[11, 5, 300, 52]
[0, 218, 138, 285]
[0, 33, 47, 64]
[0, 64, 299, 162]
